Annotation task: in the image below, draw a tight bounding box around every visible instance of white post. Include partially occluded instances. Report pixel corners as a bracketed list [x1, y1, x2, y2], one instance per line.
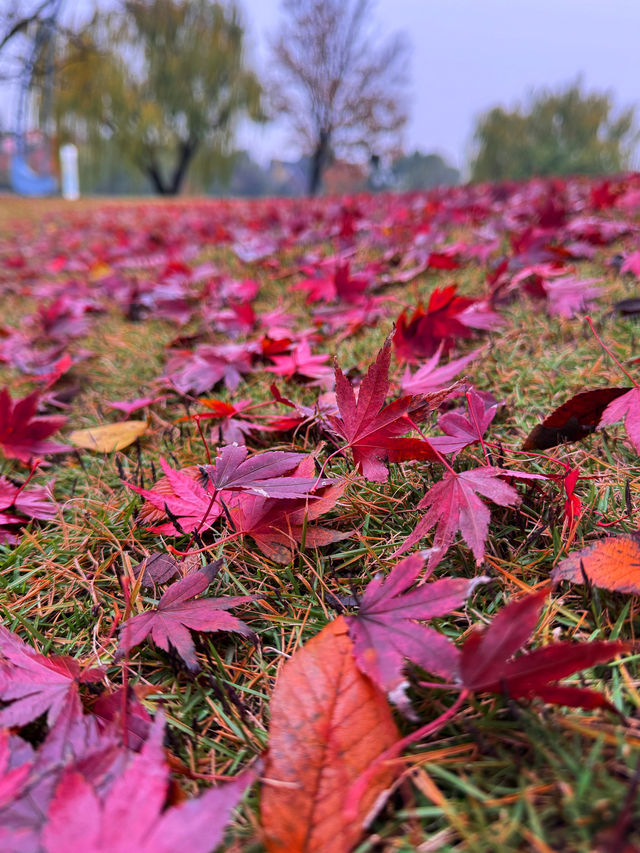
[59, 144, 80, 200]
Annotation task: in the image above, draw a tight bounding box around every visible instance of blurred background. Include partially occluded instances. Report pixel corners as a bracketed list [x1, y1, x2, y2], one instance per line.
[0, 0, 639, 197]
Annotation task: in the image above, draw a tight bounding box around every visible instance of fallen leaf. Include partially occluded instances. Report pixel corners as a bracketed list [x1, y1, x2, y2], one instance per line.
[523, 388, 627, 450]
[395, 467, 522, 568]
[329, 335, 443, 482]
[552, 533, 640, 594]
[127, 458, 221, 535]
[345, 553, 484, 709]
[429, 389, 499, 456]
[42, 714, 255, 853]
[116, 562, 257, 671]
[200, 444, 327, 499]
[0, 388, 69, 464]
[598, 386, 640, 454]
[228, 481, 349, 564]
[69, 421, 148, 453]
[457, 588, 629, 709]
[0, 625, 104, 728]
[261, 616, 400, 853]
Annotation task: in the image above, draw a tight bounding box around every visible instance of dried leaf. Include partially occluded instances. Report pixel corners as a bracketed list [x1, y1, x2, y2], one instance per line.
[69, 421, 148, 453]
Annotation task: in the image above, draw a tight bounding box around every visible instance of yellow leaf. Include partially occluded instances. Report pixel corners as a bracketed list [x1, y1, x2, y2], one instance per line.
[69, 421, 148, 453]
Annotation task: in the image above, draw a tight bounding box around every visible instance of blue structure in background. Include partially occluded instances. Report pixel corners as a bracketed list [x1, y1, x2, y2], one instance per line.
[10, 0, 63, 197]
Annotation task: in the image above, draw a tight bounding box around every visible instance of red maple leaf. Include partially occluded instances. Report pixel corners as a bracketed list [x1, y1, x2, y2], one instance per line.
[0, 475, 57, 544]
[0, 388, 69, 464]
[395, 466, 523, 568]
[228, 482, 349, 564]
[345, 553, 485, 707]
[128, 459, 221, 536]
[394, 286, 501, 362]
[457, 588, 629, 709]
[0, 625, 104, 728]
[42, 715, 255, 853]
[266, 340, 333, 386]
[116, 562, 257, 671]
[328, 336, 444, 482]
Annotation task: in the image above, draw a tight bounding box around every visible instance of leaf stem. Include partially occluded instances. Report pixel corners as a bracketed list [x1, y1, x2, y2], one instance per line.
[344, 688, 469, 821]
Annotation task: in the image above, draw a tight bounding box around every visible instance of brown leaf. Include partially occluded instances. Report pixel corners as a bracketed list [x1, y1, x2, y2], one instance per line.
[261, 616, 400, 853]
[69, 420, 148, 452]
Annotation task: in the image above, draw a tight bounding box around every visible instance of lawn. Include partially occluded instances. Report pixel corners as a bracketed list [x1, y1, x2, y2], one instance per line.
[1, 179, 639, 852]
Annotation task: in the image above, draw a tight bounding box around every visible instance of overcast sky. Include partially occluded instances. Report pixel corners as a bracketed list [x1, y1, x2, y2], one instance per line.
[237, 0, 640, 170]
[3, 0, 640, 170]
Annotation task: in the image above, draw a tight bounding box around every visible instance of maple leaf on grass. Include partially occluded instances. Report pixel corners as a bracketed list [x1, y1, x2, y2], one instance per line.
[523, 387, 627, 450]
[228, 480, 349, 564]
[456, 588, 630, 710]
[261, 616, 400, 853]
[127, 458, 222, 535]
[429, 389, 499, 456]
[163, 343, 253, 394]
[266, 340, 333, 387]
[345, 552, 487, 710]
[42, 715, 255, 853]
[395, 466, 523, 568]
[394, 285, 502, 362]
[401, 343, 485, 395]
[598, 385, 640, 454]
[116, 562, 258, 671]
[0, 388, 69, 464]
[200, 444, 330, 499]
[0, 625, 104, 728]
[328, 334, 451, 482]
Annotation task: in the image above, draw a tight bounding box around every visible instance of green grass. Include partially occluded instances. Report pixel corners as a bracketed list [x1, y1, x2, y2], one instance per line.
[1, 197, 639, 850]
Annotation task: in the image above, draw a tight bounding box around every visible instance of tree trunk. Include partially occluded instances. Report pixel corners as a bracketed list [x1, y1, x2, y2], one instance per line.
[168, 139, 197, 195]
[308, 129, 330, 196]
[145, 139, 197, 196]
[146, 162, 170, 195]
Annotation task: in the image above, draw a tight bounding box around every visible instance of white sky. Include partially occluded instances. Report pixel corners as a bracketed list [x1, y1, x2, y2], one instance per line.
[3, 0, 640, 170]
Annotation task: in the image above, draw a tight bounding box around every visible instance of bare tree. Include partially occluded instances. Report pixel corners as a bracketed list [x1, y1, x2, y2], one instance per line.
[271, 0, 409, 195]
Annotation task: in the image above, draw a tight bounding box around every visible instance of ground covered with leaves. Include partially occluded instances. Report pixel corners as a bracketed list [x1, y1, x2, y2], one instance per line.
[1, 178, 640, 851]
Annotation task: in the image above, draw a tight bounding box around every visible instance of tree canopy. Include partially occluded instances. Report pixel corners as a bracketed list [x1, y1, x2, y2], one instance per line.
[54, 0, 263, 195]
[471, 83, 636, 182]
[270, 0, 409, 195]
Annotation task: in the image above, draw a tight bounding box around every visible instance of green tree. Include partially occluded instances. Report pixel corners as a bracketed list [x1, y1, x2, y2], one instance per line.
[471, 83, 636, 182]
[392, 151, 459, 191]
[54, 0, 262, 195]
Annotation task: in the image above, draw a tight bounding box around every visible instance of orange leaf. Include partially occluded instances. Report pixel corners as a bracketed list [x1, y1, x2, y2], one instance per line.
[261, 616, 400, 853]
[552, 533, 640, 594]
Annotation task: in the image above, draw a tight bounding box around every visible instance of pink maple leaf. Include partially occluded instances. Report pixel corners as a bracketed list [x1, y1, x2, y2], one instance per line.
[598, 385, 640, 454]
[429, 389, 499, 456]
[42, 715, 255, 853]
[116, 562, 257, 671]
[401, 344, 484, 395]
[395, 467, 522, 568]
[0, 625, 104, 728]
[345, 553, 484, 709]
